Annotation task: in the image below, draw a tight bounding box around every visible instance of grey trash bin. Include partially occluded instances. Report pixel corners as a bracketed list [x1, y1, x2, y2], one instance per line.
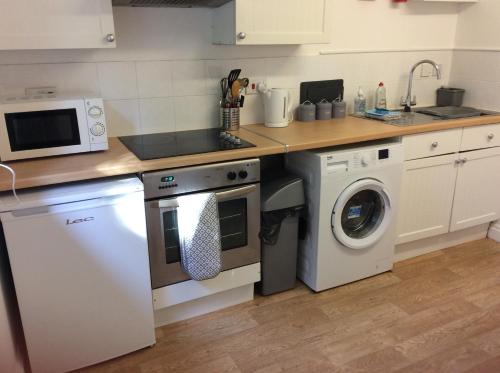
[259, 173, 305, 296]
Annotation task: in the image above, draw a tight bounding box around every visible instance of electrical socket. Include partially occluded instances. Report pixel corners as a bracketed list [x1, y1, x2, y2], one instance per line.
[245, 77, 266, 95]
[25, 86, 57, 96]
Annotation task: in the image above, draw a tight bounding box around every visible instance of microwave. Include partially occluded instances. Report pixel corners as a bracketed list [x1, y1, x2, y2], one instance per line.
[0, 95, 109, 161]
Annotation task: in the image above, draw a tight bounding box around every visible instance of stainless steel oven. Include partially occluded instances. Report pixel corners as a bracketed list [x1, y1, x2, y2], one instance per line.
[143, 159, 260, 289]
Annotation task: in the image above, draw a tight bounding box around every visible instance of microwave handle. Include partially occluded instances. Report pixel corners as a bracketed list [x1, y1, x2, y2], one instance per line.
[216, 184, 257, 202]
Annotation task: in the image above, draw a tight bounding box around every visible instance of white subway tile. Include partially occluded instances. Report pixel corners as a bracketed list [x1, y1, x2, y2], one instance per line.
[173, 95, 218, 131]
[136, 61, 173, 98]
[240, 95, 264, 126]
[171, 60, 207, 96]
[97, 62, 138, 100]
[139, 98, 176, 134]
[104, 99, 141, 136]
[0, 63, 99, 97]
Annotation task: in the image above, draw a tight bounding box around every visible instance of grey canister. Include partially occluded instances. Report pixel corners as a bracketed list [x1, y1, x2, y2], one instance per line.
[316, 99, 332, 120]
[298, 101, 316, 122]
[333, 100, 347, 118]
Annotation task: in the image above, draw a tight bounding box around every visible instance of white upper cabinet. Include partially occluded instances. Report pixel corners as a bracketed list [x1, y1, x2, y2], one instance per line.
[213, 0, 331, 45]
[0, 0, 116, 50]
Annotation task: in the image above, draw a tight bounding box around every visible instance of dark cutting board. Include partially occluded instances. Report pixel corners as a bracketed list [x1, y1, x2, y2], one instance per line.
[300, 79, 344, 104]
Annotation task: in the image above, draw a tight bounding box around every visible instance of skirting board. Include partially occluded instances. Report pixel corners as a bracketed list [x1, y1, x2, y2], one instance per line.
[395, 223, 489, 262]
[488, 222, 500, 242]
[154, 284, 254, 327]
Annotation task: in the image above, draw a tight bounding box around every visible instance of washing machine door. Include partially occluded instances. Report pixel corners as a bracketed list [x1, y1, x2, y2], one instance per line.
[331, 179, 392, 250]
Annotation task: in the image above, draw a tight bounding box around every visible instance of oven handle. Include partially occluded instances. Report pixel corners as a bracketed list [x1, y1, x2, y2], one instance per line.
[215, 184, 257, 202]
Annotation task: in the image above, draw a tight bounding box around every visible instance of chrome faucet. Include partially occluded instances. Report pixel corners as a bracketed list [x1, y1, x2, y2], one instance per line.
[401, 59, 442, 112]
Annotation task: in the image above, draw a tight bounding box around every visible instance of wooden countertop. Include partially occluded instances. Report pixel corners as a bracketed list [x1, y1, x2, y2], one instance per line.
[0, 129, 284, 192]
[2, 114, 500, 192]
[242, 114, 500, 152]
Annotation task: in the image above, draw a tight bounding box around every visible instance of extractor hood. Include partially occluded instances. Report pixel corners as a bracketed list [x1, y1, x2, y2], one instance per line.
[112, 0, 232, 7]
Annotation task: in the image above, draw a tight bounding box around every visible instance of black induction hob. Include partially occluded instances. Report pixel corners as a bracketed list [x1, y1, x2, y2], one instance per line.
[119, 128, 255, 161]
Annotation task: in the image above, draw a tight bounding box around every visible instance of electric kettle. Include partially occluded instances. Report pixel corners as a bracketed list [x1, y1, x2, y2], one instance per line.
[258, 83, 293, 128]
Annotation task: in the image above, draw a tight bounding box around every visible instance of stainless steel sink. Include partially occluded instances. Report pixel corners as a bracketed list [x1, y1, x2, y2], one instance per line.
[415, 106, 498, 119]
[385, 112, 441, 127]
[384, 107, 499, 127]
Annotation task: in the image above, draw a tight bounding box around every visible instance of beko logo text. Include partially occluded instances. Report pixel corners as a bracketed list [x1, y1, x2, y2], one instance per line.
[66, 217, 95, 225]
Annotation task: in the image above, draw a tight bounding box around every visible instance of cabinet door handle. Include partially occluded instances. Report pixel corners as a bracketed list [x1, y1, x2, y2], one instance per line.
[237, 32, 247, 40]
[461, 157, 468, 164]
[431, 141, 439, 148]
[105, 33, 115, 43]
[488, 133, 495, 140]
[455, 159, 461, 165]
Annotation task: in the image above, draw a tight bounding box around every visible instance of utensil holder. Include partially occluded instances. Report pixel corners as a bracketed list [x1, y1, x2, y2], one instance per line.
[220, 107, 240, 131]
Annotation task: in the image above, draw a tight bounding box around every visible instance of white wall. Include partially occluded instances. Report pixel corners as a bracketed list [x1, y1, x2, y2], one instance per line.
[455, 0, 500, 50]
[450, 0, 500, 111]
[0, 1, 460, 136]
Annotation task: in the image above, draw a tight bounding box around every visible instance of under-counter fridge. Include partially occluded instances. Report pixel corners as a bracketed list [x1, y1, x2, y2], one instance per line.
[0, 176, 155, 373]
[0, 233, 26, 373]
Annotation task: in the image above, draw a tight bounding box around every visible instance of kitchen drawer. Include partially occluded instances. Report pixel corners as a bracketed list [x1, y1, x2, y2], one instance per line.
[402, 129, 462, 160]
[460, 123, 500, 151]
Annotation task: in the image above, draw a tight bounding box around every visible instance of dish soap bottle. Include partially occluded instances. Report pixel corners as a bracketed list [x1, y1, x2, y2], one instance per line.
[354, 86, 366, 116]
[375, 82, 387, 110]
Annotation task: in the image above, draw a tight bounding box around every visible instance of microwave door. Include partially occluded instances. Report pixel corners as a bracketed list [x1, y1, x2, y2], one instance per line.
[0, 100, 91, 161]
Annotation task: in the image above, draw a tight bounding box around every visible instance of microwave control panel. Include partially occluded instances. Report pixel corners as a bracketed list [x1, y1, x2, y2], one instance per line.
[85, 98, 108, 148]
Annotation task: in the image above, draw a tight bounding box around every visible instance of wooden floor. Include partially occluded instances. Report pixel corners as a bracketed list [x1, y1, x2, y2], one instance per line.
[81, 238, 500, 373]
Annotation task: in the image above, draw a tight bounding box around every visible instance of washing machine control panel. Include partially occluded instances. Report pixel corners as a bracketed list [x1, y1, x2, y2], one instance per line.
[323, 143, 403, 173]
[353, 148, 391, 168]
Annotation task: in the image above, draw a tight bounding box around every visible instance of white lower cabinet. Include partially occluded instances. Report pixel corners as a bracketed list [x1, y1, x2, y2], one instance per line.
[450, 147, 500, 232]
[396, 153, 458, 244]
[397, 126, 500, 244]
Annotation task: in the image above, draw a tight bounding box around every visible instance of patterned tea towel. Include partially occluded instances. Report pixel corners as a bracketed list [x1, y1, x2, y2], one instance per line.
[177, 193, 222, 281]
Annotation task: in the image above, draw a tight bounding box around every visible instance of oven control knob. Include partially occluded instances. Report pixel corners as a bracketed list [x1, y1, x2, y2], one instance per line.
[239, 170, 248, 179]
[90, 123, 106, 136]
[227, 171, 237, 180]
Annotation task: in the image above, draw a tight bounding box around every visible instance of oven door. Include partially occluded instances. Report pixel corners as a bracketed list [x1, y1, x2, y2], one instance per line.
[145, 184, 260, 288]
[0, 99, 91, 161]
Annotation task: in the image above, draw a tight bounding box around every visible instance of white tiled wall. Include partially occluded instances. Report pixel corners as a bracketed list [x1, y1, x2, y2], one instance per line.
[0, 51, 452, 136]
[449, 51, 500, 111]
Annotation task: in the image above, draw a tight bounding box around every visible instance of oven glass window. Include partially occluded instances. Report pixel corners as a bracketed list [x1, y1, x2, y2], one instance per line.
[162, 210, 181, 264]
[5, 109, 81, 152]
[219, 198, 248, 251]
[162, 198, 248, 264]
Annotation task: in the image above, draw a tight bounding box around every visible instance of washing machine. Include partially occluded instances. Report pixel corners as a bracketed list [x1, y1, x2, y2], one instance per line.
[286, 140, 404, 292]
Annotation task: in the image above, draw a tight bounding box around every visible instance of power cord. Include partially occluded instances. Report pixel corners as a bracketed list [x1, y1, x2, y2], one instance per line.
[0, 163, 20, 202]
